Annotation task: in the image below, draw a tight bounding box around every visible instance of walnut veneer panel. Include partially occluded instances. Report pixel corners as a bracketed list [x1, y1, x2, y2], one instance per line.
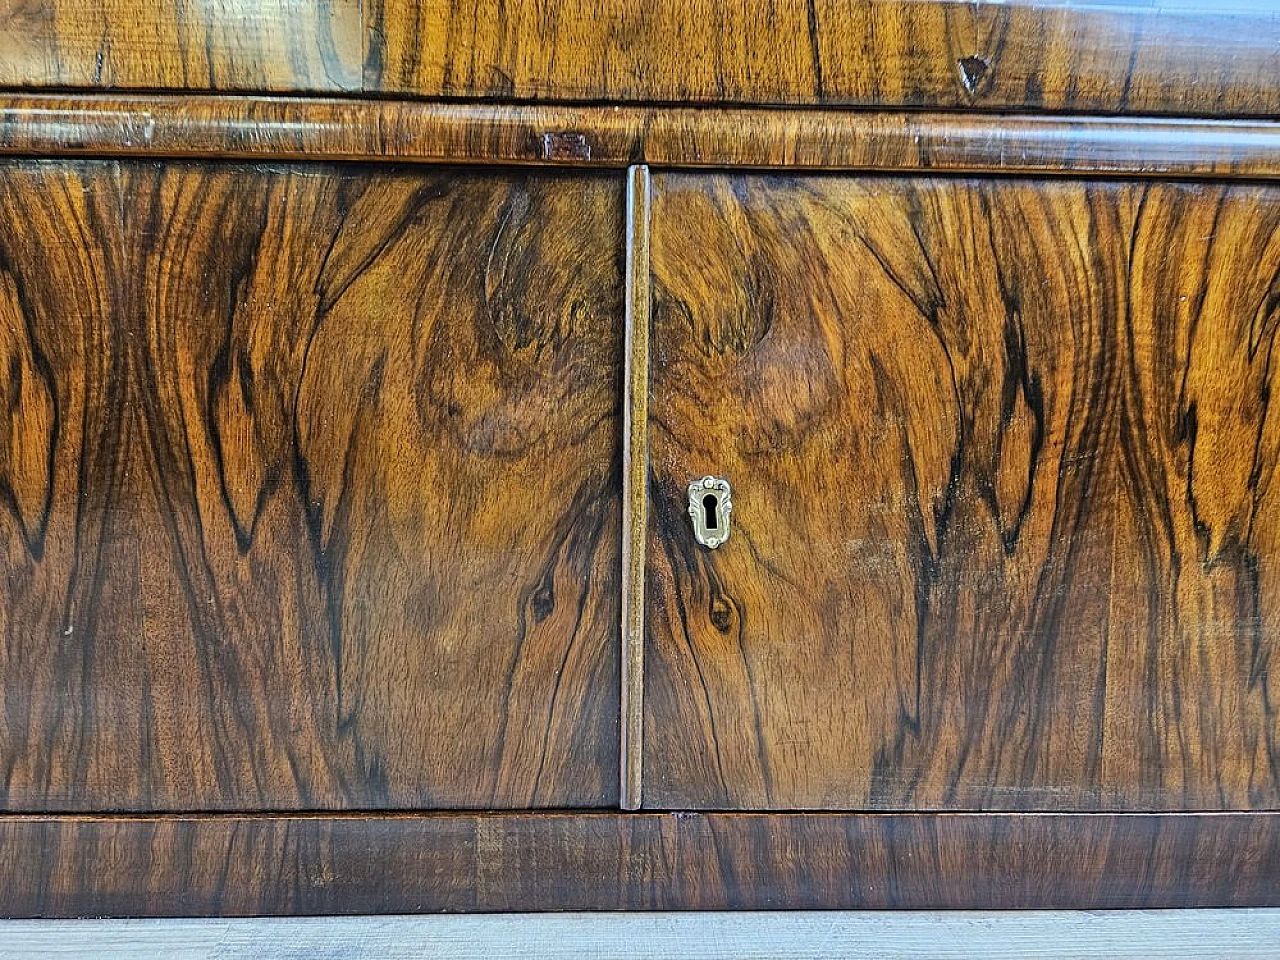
[0, 0, 362, 91]
[0, 812, 1277, 915]
[0, 161, 623, 810]
[3, 2, 1278, 116]
[644, 174, 1280, 811]
[365, 0, 1280, 116]
[4, 96, 1280, 179]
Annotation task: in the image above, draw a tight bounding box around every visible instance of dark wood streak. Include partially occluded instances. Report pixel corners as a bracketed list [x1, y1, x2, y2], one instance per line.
[0, 160, 623, 811]
[1116, 184, 1280, 808]
[645, 174, 1280, 811]
[3, 96, 1280, 178]
[0, 162, 129, 803]
[0, 811, 1276, 916]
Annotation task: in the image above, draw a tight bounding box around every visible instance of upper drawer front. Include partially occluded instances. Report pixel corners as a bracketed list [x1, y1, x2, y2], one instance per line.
[4, 2, 1279, 117]
[0, 162, 623, 811]
[644, 172, 1280, 811]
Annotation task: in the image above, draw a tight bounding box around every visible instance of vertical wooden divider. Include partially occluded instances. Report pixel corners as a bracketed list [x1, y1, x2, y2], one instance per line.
[621, 165, 652, 810]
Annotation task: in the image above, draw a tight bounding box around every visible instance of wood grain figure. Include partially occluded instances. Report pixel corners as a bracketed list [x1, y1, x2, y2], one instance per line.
[3, 2, 1277, 118]
[0, 812, 1276, 915]
[644, 174, 1280, 811]
[4, 96, 1280, 180]
[0, 161, 624, 811]
[364, 0, 1280, 116]
[0, 0, 362, 91]
[4, 0, 1280, 916]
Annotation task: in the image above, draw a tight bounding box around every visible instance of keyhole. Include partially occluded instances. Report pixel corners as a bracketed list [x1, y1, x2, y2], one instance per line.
[703, 494, 719, 531]
[688, 476, 731, 549]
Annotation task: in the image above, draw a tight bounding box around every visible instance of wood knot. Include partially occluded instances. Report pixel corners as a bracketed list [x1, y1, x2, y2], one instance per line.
[957, 55, 991, 95]
[709, 597, 734, 633]
[531, 583, 555, 623]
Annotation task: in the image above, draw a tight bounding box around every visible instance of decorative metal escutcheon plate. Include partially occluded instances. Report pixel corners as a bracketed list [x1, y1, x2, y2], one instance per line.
[688, 476, 732, 549]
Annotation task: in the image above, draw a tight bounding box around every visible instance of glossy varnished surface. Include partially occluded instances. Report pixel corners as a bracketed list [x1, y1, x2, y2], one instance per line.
[620, 166, 651, 809]
[4, 96, 1280, 179]
[0, 161, 623, 810]
[3, 0, 1279, 921]
[2, 2, 1278, 116]
[0, 0, 362, 91]
[644, 174, 1280, 811]
[367, 1, 1280, 116]
[370, 1, 1280, 116]
[0, 812, 1276, 915]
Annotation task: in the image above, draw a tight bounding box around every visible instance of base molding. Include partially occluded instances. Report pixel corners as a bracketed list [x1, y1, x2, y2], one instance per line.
[1, 811, 1276, 916]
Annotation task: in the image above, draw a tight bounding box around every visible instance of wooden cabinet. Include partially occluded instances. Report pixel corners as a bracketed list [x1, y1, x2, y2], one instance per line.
[0, 162, 624, 810]
[1, 0, 1279, 917]
[643, 173, 1280, 811]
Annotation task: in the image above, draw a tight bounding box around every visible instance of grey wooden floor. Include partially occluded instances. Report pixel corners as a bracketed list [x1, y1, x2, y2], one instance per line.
[1, 911, 1278, 959]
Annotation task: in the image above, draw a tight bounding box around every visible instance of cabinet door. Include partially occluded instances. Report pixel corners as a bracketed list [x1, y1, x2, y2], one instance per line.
[0, 162, 623, 810]
[644, 173, 1280, 810]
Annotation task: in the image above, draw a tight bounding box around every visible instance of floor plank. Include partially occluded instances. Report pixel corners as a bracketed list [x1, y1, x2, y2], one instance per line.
[1, 911, 1278, 960]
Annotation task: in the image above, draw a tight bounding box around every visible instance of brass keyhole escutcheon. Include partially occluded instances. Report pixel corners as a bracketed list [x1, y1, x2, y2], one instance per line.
[688, 476, 732, 549]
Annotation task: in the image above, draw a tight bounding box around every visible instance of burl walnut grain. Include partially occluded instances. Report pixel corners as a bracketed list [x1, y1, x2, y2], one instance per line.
[0, 161, 624, 811]
[645, 174, 1280, 812]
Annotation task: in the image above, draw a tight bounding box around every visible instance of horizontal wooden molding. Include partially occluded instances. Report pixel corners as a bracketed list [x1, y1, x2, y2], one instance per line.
[0, 812, 1276, 915]
[1, 96, 1279, 177]
[3, 2, 1279, 117]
